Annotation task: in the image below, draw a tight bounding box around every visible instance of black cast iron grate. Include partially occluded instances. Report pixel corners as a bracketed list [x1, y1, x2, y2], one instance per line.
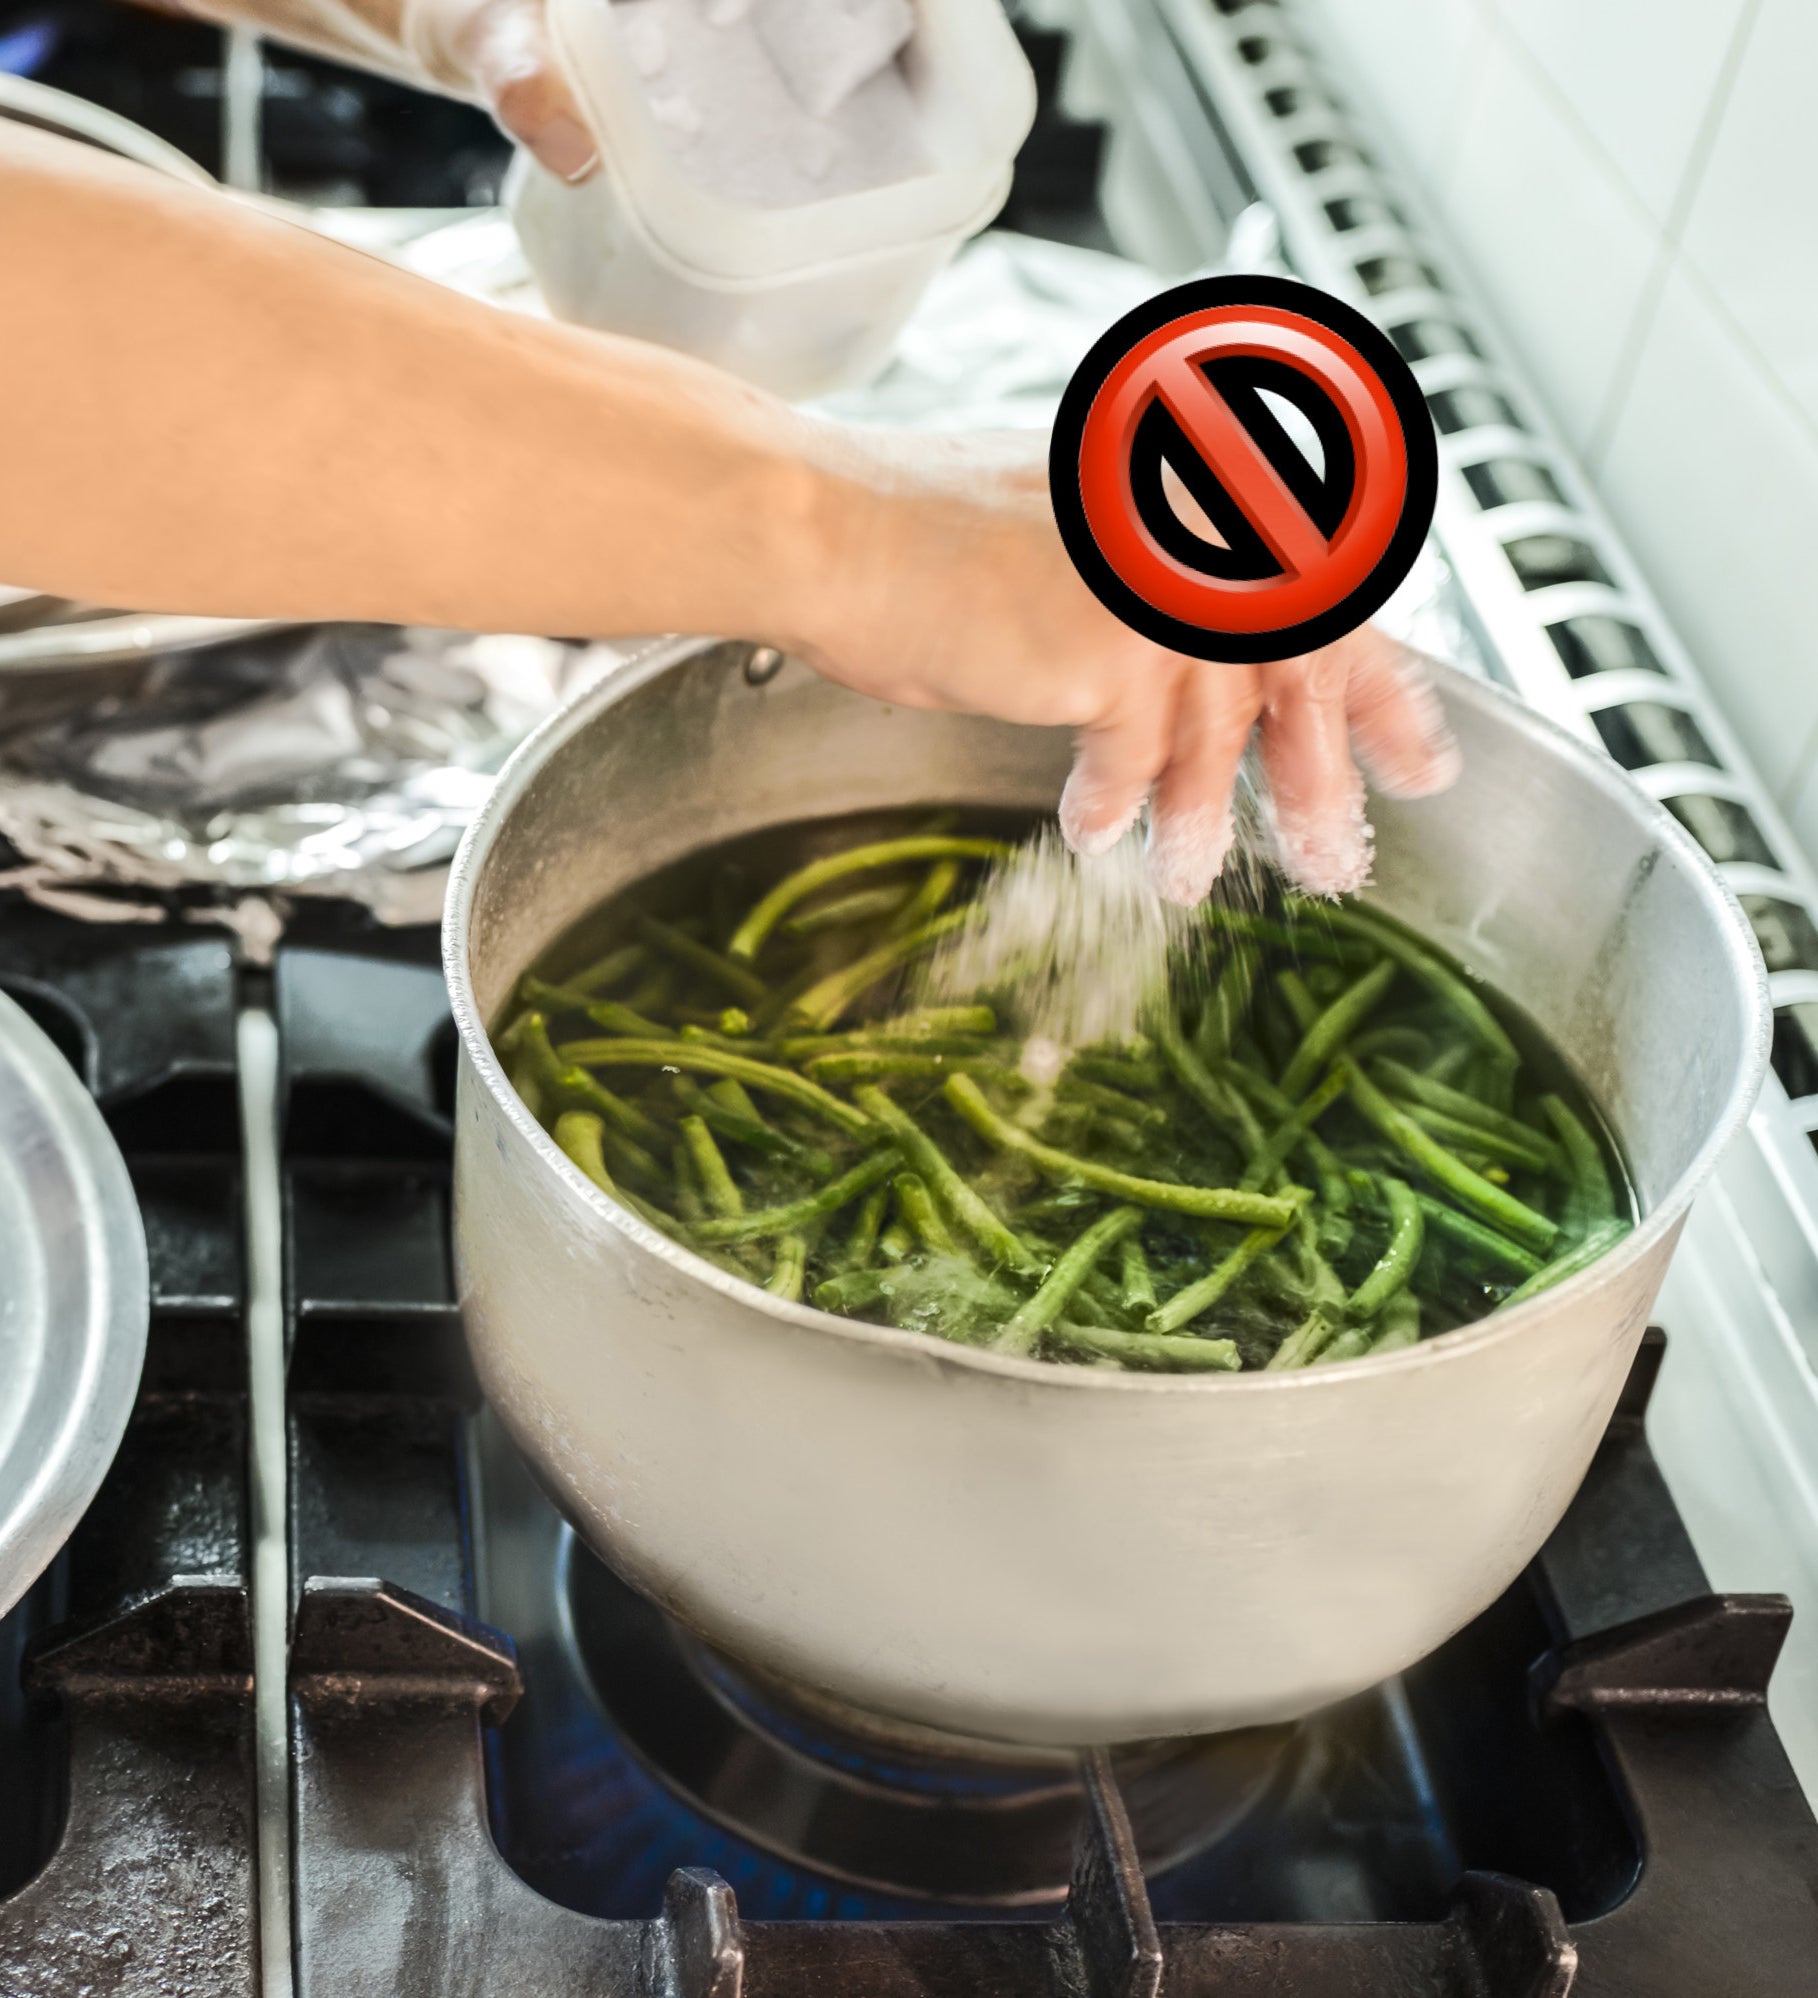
[0, 903, 257, 1998]
[278, 925, 1818, 1997]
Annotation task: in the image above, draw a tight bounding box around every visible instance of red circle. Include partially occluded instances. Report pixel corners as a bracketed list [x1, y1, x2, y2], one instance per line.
[1074, 303, 1410, 638]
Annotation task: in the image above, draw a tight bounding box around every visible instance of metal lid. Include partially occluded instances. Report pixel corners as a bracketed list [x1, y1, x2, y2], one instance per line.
[0, 989, 148, 1618]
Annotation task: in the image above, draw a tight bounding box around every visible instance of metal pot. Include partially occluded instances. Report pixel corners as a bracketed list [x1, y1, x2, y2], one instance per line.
[444, 639, 1769, 1748]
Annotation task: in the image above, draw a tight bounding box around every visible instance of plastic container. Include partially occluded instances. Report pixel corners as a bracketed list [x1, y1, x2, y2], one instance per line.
[507, 0, 1037, 400]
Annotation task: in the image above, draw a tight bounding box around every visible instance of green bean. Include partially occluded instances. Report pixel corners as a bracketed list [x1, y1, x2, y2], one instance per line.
[814, 1268, 891, 1315]
[1347, 1177, 1424, 1320]
[554, 1109, 616, 1194]
[1195, 943, 1259, 1064]
[1349, 1025, 1434, 1067]
[671, 1077, 835, 1178]
[1119, 1235, 1157, 1314]
[1372, 1058, 1564, 1173]
[716, 1009, 752, 1037]
[1276, 970, 1320, 1034]
[852, 1085, 1040, 1274]
[779, 1013, 997, 1061]
[563, 942, 649, 996]
[781, 883, 913, 938]
[518, 973, 612, 1017]
[553, 1112, 686, 1238]
[1312, 1321, 1373, 1367]
[633, 913, 769, 1005]
[680, 1116, 743, 1220]
[806, 1052, 1006, 1087]
[1541, 1094, 1615, 1240]
[1322, 1288, 1422, 1364]
[999, 1206, 1143, 1354]
[505, 1048, 544, 1121]
[1397, 1101, 1558, 1175]
[1426, 1042, 1477, 1086]
[1264, 1304, 1344, 1370]
[766, 1234, 809, 1301]
[1146, 1206, 1302, 1336]
[691, 1148, 899, 1245]
[1205, 909, 1373, 960]
[669, 1142, 707, 1224]
[596, 1122, 668, 1195]
[677, 1023, 780, 1056]
[790, 909, 974, 1030]
[1239, 1069, 1346, 1191]
[1413, 1194, 1543, 1278]
[709, 1077, 764, 1124]
[1339, 1059, 1558, 1254]
[1071, 1054, 1166, 1092]
[842, 1183, 890, 1270]
[1047, 1320, 1242, 1372]
[893, 1171, 958, 1256]
[556, 1039, 874, 1136]
[945, 1074, 1295, 1227]
[576, 997, 672, 1040]
[623, 965, 675, 1017]
[890, 858, 962, 935]
[1221, 1061, 1347, 1195]
[1296, 901, 1518, 1063]
[1153, 1011, 1264, 1154]
[1368, 1291, 1423, 1352]
[504, 1014, 671, 1148]
[1055, 1073, 1171, 1130]
[1502, 1216, 1631, 1306]
[877, 1219, 914, 1263]
[1279, 957, 1397, 1100]
[729, 837, 1010, 960]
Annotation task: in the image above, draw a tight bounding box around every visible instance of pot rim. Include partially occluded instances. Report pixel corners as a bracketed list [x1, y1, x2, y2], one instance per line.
[443, 638, 1772, 1396]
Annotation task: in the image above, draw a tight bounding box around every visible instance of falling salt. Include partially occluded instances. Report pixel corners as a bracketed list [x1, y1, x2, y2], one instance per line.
[924, 768, 1276, 1056]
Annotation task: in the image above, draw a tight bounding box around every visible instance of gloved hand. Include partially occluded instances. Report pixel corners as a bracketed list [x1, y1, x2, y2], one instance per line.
[163, 0, 601, 183]
[793, 432, 1459, 905]
[400, 0, 600, 181]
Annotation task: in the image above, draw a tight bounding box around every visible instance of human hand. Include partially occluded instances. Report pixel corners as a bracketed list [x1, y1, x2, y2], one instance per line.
[791, 431, 1459, 906]
[402, 0, 600, 181]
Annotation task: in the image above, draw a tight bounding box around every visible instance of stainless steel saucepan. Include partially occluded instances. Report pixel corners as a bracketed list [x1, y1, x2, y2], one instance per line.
[444, 638, 1768, 1748]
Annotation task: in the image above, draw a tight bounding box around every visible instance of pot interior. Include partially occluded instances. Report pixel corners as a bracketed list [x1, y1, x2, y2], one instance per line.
[460, 643, 1767, 1225]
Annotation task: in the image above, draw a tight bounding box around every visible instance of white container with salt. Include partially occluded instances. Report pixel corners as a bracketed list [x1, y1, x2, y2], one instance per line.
[507, 0, 1037, 399]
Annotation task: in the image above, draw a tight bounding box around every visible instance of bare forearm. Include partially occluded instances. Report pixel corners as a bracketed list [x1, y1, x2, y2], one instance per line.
[0, 125, 834, 642]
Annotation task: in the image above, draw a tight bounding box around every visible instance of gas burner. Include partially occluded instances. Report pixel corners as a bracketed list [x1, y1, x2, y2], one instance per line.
[563, 1546, 1294, 1906]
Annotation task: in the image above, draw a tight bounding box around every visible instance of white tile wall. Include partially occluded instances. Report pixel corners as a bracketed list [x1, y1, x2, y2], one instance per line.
[1298, 0, 1487, 185]
[1295, 0, 1818, 834]
[1435, 31, 1658, 451]
[1597, 259, 1818, 798]
[1494, 0, 1753, 224]
[1678, 0, 1818, 436]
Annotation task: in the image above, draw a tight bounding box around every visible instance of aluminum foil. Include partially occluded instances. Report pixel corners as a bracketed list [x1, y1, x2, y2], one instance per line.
[0, 207, 1480, 935]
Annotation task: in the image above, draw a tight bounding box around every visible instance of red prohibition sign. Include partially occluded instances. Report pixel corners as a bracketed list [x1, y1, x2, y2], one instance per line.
[1049, 277, 1437, 664]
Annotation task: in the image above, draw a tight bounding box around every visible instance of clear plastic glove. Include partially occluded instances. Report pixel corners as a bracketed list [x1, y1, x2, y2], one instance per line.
[401, 0, 601, 180]
[797, 432, 1460, 905]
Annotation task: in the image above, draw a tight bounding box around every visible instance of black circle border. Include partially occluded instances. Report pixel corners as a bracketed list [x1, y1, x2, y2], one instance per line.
[1047, 274, 1439, 664]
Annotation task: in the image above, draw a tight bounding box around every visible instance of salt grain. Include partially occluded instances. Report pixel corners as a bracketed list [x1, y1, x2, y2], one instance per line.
[925, 769, 1275, 1054]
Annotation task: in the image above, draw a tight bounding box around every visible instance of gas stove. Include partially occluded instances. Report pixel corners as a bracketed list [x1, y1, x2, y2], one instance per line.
[0, 906, 1813, 1996]
[2, 0, 1818, 1989]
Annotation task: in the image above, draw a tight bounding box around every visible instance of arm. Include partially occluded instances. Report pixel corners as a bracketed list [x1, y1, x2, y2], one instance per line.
[0, 123, 1455, 901]
[0, 120, 810, 639]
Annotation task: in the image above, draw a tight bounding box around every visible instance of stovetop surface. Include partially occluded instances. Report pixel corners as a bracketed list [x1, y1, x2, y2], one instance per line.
[0, 898, 1814, 1994]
